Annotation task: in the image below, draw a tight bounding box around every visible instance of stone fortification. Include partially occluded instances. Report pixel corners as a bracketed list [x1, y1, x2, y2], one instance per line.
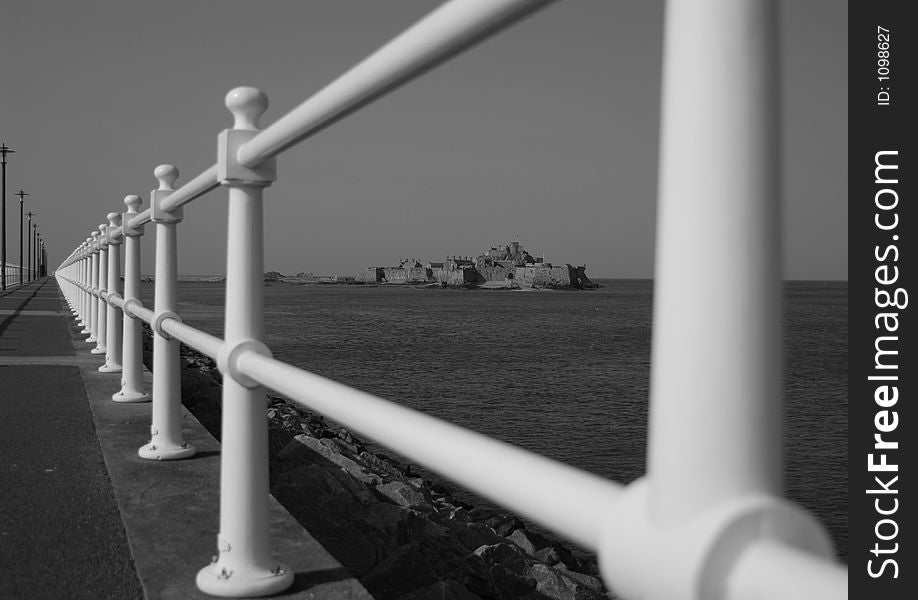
[359, 240, 595, 289]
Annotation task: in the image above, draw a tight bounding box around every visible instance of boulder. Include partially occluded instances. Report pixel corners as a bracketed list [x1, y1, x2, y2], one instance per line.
[411, 502, 444, 523]
[376, 480, 430, 508]
[505, 529, 572, 570]
[362, 538, 468, 600]
[525, 564, 606, 600]
[279, 435, 382, 486]
[445, 521, 504, 553]
[447, 506, 472, 524]
[550, 564, 605, 592]
[532, 546, 562, 566]
[267, 425, 297, 460]
[485, 514, 525, 537]
[355, 502, 441, 546]
[359, 451, 408, 482]
[501, 527, 597, 576]
[395, 579, 483, 600]
[458, 543, 538, 600]
[506, 529, 538, 557]
[468, 507, 500, 522]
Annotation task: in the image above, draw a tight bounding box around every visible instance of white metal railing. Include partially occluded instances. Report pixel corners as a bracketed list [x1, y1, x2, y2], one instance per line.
[52, 1, 847, 598]
[2, 262, 23, 288]
[1, 262, 36, 289]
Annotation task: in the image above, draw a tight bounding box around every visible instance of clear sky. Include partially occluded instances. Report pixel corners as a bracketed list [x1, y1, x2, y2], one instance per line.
[1, 1, 847, 279]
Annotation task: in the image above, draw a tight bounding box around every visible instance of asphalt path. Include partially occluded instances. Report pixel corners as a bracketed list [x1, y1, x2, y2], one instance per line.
[0, 278, 144, 600]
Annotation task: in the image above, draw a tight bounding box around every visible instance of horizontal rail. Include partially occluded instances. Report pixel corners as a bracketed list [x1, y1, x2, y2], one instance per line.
[125, 165, 219, 230]
[237, 349, 622, 551]
[129, 304, 154, 324]
[160, 165, 220, 213]
[92, 284, 223, 375]
[160, 318, 223, 360]
[237, 0, 555, 167]
[127, 208, 152, 231]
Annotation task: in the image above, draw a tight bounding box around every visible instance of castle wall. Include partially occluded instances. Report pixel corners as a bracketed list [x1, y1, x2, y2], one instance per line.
[513, 265, 572, 288]
[477, 263, 512, 283]
[380, 267, 430, 283]
[355, 267, 382, 283]
[432, 267, 477, 286]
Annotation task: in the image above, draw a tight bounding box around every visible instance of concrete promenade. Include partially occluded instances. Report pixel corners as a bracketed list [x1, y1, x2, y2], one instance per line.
[0, 278, 371, 599]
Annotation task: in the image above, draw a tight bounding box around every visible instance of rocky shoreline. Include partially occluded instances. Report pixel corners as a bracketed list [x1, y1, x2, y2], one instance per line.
[144, 326, 613, 600]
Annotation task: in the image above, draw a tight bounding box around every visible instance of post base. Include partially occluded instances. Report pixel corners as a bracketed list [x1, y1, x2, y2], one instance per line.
[112, 389, 151, 403]
[99, 363, 123, 373]
[138, 441, 197, 461]
[196, 561, 293, 598]
[90, 346, 107, 355]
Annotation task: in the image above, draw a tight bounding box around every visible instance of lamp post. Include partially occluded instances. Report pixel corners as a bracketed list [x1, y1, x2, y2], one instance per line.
[32, 224, 37, 281]
[16, 189, 27, 286]
[1, 142, 13, 290]
[26, 212, 33, 281]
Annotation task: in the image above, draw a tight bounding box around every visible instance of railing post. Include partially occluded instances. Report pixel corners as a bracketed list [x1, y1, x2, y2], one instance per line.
[114, 195, 152, 403]
[100, 213, 123, 373]
[138, 165, 196, 460]
[86, 231, 101, 343]
[197, 87, 292, 597]
[599, 1, 834, 598]
[648, 0, 781, 524]
[91, 223, 109, 355]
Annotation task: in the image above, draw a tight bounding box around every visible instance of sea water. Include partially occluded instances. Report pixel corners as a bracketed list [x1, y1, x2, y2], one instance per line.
[143, 279, 848, 561]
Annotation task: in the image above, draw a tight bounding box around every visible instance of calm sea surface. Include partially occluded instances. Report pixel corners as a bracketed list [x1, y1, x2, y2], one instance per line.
[142, 279, 848, 561]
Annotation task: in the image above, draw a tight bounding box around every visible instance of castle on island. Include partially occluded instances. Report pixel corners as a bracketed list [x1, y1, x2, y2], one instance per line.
[356, 239, 595, 289]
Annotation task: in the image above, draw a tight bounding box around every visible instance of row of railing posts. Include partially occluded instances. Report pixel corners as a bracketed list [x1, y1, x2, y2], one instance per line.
[56, 89, 291, 596]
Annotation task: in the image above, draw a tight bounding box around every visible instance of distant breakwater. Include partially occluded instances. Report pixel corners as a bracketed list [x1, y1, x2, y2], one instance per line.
[141, 325, 613, 600]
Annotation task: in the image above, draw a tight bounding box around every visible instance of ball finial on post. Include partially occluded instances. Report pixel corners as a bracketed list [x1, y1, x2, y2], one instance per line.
[124, 194, 143, 213]
[225, 87, 269, 131]
[154, 164, 180, 191]
[107, 212, 122, 227]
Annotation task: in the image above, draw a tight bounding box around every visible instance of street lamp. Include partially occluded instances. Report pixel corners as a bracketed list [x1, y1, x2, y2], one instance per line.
[1, 142, 13, 290]
[26, 212, 33, 281]
[32, 224, 38, 281]
[16, 189, 28, 286]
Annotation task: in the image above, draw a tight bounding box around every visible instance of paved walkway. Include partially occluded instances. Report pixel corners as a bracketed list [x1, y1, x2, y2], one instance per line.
[0, 278, 143, 599]
[0, 278, 371, 599]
